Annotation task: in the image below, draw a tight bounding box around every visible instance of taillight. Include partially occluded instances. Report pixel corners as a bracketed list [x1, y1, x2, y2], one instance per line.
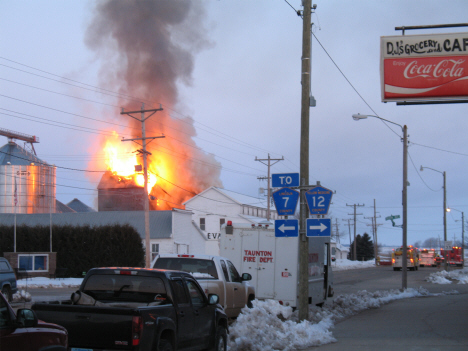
[177, 255, 194, 258]
[132, 316, 143, 346]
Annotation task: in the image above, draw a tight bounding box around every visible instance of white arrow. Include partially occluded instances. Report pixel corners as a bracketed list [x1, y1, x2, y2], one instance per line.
[279, 224, 296, 233]
[309, 223, 328, 232]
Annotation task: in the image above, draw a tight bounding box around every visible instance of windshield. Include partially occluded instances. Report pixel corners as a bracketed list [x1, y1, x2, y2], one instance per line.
[83, 274, 167, 303]
[154, 258, 219, 279]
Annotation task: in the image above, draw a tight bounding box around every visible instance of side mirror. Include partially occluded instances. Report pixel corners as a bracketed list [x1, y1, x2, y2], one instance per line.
[242, 273, 252, 281]
[208, 294, 219, 305]
[16, 309, 38, 328]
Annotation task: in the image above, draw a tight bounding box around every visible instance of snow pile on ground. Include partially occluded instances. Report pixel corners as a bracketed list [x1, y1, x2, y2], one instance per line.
[426, 268, 468, 285]
[228, 287, 439, 351]
[332, 258, 375, 271]
[17, 277, 83, 288]
[12, 290, 32, 302]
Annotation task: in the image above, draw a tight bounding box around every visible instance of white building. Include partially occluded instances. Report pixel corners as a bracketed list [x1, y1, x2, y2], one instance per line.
[0, 209, 207, 261]
[183, 186, 279, 255]
[331, 242, 350, 260]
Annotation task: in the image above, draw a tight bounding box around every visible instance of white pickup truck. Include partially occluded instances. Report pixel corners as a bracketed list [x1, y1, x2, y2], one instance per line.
[151, 254, 255, 318]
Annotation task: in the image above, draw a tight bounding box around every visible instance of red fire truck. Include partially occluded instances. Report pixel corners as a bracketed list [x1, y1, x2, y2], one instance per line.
[440, 246, 463, 267]
[419, 248, 437, 267]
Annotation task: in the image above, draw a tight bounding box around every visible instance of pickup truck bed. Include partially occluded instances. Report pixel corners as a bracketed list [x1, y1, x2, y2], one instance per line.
[33, 267, 228, 351]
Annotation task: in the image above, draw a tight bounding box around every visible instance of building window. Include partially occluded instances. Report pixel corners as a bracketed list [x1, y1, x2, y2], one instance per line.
[18, 254, 48, 272]
[200, 218, 205, 231]
[220, 218, 225, 228]
[151, 243, 159, 260]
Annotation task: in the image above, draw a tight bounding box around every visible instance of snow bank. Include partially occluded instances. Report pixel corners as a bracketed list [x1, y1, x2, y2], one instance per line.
[12, 290, 32, 302]
[426, 268, 468, 285]
[332, 258, 375, 271]
[228, 287, 444, 351]
[17, 277, 83, 288]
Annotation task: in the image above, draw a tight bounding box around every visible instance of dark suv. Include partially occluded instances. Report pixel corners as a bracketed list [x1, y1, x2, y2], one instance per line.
[0, 291, 68, 351]
[0, 258, 17, 302]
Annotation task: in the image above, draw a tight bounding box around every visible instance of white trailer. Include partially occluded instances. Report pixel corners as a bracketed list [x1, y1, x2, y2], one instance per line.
[220, 222, 333, 308]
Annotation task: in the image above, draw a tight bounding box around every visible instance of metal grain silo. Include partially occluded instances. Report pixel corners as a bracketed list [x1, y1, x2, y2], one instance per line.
[0, 141, 56, 214]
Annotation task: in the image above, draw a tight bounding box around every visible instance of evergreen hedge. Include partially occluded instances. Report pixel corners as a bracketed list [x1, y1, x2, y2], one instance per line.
[0, 224, 144, 277]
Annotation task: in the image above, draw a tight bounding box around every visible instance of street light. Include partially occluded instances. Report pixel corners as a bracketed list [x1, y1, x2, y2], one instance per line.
[352, 113, 408, 290]
[420, 165, 448, 271]
[447, 207, 465, 268]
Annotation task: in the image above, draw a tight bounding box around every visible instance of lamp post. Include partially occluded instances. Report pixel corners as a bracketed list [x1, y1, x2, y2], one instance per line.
[352, 113, 408, 290]
[420, 166, 448, 271]
[447, 207, 465, 268]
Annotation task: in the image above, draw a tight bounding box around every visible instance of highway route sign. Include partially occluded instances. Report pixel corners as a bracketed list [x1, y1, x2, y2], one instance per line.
[305, 186, 333, 215]
[275, 219, 299, 237]
[272, 173, 300, 188]
[272, 187, 299, 216]
[306, 218, 331, 237]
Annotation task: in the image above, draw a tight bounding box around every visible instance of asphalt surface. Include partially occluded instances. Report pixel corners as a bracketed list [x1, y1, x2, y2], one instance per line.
[308, 266, 468, 351]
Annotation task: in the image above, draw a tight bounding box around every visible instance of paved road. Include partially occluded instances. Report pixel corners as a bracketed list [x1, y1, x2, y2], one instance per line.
[309, 266, 468, 351]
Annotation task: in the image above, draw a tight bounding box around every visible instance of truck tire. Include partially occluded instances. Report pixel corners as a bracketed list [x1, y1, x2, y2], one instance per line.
[2, 286, 12, 302]
[158, 340, 173, 351]
[247, 295, 255, 308]
[214, 326, 227, 351]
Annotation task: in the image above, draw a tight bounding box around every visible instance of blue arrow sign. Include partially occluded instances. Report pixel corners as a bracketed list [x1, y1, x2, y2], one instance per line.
[272, 173, 300, 188]
[305, 186, 333, 215]
[274, 219, 299, 237]
[272, 187, 299, 216]
[306, 218, 331, 237]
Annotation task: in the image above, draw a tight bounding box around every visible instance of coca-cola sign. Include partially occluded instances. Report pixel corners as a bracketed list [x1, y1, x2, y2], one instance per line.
[380, 32, 468, 102]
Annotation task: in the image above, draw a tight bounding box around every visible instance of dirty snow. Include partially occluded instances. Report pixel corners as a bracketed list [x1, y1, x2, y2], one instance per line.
[12, 261, 468, 350]
[228, 287, 456, 351]
[331, 258, 375, 271]
[426, 268, 468, 285]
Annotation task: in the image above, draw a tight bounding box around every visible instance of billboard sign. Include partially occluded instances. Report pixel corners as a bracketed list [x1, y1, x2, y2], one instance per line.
[380, 32, 468, 102]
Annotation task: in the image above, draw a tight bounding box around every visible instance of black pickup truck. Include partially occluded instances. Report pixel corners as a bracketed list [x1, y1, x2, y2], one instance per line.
[32, 267, 228, 351]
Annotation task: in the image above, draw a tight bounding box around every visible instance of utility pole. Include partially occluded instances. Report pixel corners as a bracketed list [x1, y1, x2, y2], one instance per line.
[347, 203, 364, 260]
[298, 0, 312, 322]
[334, 218, 340, 243]
[373, 199, 381, 261]
[256, 154, 284, 220]
[365, 199, 382, 264]
[121, 103, 164, 268]
[342, 218, 353, 252]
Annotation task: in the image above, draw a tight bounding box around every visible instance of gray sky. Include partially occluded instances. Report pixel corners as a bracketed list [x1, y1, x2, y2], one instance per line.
[1, 0, 467, 247]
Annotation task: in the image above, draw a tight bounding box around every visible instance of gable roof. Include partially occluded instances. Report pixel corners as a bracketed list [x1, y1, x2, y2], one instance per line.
[66, 198, 96, 213]
[184, 186, 268, 209]
[56, 200, 76, 213]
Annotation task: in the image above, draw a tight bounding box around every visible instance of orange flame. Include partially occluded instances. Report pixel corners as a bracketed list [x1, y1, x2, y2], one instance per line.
[103, 132, 156, 193]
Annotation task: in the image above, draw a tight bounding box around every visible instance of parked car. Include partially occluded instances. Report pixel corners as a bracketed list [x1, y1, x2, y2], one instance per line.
[152, 254, 255, 318]
[0, 257, 17, 302]
[33, 267, 228, 351]
[0, 290, 68, 351]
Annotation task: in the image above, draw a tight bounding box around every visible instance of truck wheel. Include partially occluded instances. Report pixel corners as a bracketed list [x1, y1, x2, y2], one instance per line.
[247, 295, 255, 308]
[214, 326, 227, 351]
[2, 286, 12, 302]
[158, 340, 173, 351]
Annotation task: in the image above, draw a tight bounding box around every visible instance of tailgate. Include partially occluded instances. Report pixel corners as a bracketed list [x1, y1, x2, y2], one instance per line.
[34, 303, 136, 349]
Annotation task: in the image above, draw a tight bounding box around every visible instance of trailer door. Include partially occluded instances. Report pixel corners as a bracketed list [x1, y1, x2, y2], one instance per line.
[256, 229, 275, 298]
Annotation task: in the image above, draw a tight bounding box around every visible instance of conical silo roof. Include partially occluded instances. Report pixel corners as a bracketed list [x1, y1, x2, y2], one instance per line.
[0, 141, 48, 166]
